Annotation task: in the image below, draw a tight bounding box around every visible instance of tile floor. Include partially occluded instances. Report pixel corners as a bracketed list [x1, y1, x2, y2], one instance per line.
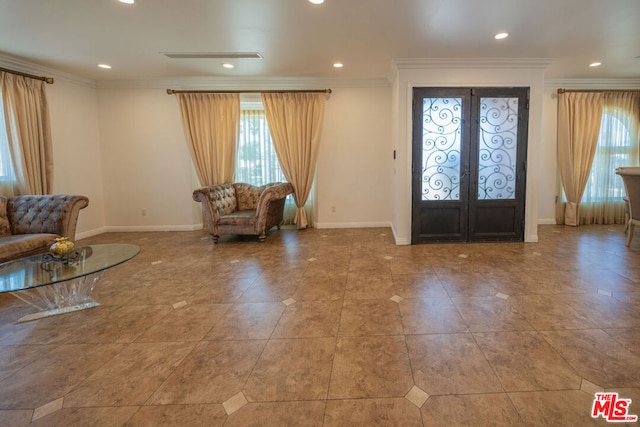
[0, 225, 639, 426]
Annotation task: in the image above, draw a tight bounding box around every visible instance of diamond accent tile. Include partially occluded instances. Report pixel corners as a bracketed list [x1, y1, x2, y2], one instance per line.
[230, 260, 240, 264]
[597, 289, 613, 297]
[458, 254, 469, 258]
[384, 256, 393, 260]
[32, 398, 64, 421]
[283, 298, 296, 306]
[307, 257, 317, 262]
[223, 392, 248, 415]
[580, 378, 603, 394]
[495, 293, 510, 300]
[390, 295, 404, 303]
[151, 260, 163, 265]
[533, 252, 542, 256]
[172, 300, 187, 309]
[405, 385, 429, 408]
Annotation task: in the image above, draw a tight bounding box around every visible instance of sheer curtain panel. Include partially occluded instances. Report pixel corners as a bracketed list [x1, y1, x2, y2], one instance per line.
[1, 72, 53, 195]
[261, 92, 326, 229]
[176, 93, 240, 186]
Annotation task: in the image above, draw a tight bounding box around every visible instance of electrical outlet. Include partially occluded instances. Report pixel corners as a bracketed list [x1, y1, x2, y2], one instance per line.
[141, 208, 147, 216]
[331, 206, 336, 213]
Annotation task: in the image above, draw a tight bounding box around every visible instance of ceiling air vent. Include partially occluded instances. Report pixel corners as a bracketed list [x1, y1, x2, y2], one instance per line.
[163, 52, 263, 59]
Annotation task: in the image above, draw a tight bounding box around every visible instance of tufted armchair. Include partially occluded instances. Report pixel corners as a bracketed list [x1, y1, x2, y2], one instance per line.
[193, 182, 293, 243]
[0, 194, 89, 263]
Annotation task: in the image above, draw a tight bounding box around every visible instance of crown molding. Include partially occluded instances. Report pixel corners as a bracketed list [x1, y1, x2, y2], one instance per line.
[544, 78, 640, 89]
[391, 58, 554, 71]
[0, 52, 96, 88]
[95, 76, 390, 90]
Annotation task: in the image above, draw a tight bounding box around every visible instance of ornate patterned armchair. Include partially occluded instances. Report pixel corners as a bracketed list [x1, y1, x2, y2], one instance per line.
[193, 182, 293, 243]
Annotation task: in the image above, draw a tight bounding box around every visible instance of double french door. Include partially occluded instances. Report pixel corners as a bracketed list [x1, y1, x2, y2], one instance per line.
[411, 87, 529, 243]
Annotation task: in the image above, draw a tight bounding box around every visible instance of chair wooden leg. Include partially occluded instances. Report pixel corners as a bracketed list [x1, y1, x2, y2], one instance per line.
[626, 221, 634, 246]
[258, 234, 266, 242]
[213, 235, 219, 244]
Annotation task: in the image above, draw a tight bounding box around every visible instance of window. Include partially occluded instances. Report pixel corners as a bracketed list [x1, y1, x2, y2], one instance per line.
[236, 107, 287, 186]
[0, 91, 17, 189]
[584, 108, 637, 201]
[581, 104, 639, 223]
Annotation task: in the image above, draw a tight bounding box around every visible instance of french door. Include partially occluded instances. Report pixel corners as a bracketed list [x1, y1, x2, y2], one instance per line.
[411, 87, 529, 243]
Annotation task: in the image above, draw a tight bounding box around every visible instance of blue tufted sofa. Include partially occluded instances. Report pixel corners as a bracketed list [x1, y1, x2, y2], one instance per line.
[0, 194, 89, 263]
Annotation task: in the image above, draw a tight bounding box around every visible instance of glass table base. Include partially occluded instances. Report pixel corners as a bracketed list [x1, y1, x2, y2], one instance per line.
[10, 271, 103, 323]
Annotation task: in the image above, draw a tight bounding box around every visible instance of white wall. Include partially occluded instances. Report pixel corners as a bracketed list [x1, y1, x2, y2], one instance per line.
[94, 84, 393, 232]
[316, 86, 392, 228]
[389, 60, 550, 244]
[96, 88, 200, 231]
[47, 79, 106, 238]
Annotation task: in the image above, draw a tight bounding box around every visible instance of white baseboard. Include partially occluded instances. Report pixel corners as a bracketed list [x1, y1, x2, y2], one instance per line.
[105, 224, 204, 233]
[314, 221, 392, 229]
[537, 218, 557, 225]
[75, 227, 109, 240]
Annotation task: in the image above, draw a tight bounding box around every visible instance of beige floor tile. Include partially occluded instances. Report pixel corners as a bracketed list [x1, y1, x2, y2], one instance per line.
[225, 401, 325, 427]
[30, 406, 140, 427]
[0, 343, 125, 409]
[345, 273, 395, 300]
[125, 404, 226, 427]
[147, 340, 265, 405]
[244, 338, 335, 401]
[451, 296, 535, 332]
[507, 294, 598, 330]
[399, 297, 469, 335]
[392, 272, 449, 298]
[1, 226, 639, 425]
[541, 329, 640, 388]
[64, 342, 195, 407]
[272, 300, 342, 338]
[324, 398, 423, 426]
[135, 303, 232, 342]
[292, 276, 346, 301]
[421, 394, 524, 426]
[328, 336, 414, 399]
[338, 299, 404, 336]
[407, 333, 503, 395]
[204, 302, 285, 340]
[474, 331, 582, 391]
[509, 390, 611, 426]
[0, 409, 32, 427]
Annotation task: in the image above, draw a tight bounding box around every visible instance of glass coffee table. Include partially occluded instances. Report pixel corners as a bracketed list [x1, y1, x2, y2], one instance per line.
[0, 244, 140, 323]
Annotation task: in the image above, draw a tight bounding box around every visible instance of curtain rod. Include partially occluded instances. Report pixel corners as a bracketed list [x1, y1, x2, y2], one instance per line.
[0, 66, 54, 84]
[557, 88, 640, 94]
[166, 88, 331, 95]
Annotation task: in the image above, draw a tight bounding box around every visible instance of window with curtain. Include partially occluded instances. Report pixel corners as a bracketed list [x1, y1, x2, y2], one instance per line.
[0, 90, 18, 195]
[580, 103, 639, 224]
[236, 108, 287, 185]
[236, 105, 295, 223]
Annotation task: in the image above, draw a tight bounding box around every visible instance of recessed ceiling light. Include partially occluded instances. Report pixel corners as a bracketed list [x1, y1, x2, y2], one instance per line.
[589, 62, 602, 67]
[98, 64, 112, 69]
[309, 0, 325, 4]
[118, 0, 135, 4]
[333, 63, 344, 68]
[222, 63, 235, 69]
[494, 32, 509, 40]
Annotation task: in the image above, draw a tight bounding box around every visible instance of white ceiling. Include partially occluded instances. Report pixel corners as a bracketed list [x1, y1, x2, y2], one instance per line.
[0, 0, 639, 82]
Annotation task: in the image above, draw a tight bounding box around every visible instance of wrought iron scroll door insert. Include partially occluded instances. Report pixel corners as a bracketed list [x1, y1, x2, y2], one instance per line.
[411, 87, 529, 243]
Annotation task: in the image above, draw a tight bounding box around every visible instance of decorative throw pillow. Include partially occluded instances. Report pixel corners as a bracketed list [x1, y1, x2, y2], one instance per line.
[0, 197, 11, 236]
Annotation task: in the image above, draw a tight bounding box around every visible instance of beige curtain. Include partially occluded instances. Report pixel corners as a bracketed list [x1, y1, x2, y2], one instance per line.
[261, 92, 325, 229]
[1, 72, 54, 194]
[579, 92, 640, 224]
[176, 93, 239, 186]
[556, 92, 604, 225]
